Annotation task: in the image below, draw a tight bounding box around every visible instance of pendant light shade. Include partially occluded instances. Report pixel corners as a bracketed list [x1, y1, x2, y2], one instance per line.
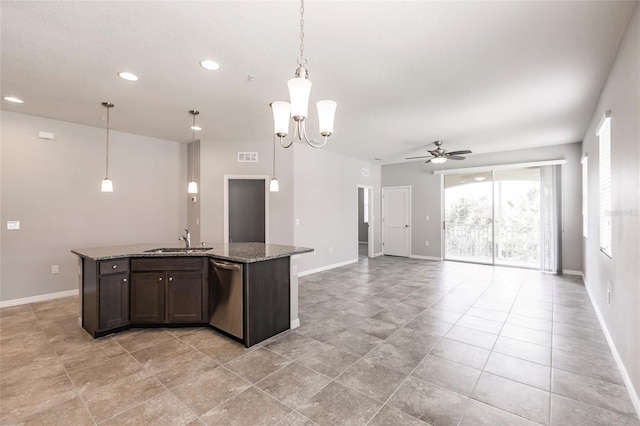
[101, 102, 114, 192]
[101, 178, 113, 192]
[188, 110, 200, 194]
[317, 100, 337, 136]
[287, 77, 312, 119]
[269, 178, 280, 192]
[271, 101, 291, 137]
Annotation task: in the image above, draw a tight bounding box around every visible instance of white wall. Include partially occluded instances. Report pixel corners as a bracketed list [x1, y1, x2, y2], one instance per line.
[294, 143, 382, 273]
[0, 112, 187, 302]
[382, 142, 583, 272]
[582, 3, 640, 407]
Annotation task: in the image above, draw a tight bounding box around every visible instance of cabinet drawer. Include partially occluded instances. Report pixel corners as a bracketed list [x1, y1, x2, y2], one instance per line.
[131, 257, 203, 272]
[99, 259, 130, 275]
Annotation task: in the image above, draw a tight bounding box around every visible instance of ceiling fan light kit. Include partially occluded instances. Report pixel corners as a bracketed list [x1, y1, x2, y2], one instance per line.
[406, 140, 472, 165]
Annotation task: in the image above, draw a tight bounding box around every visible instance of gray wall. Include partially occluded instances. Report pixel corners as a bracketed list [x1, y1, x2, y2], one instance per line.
[382, 142, 583, 272]
[199, 139, 294, 246]
[294, 143, 382, 273]
[1, 112, 186, 302]
[582, 3, 639, 405]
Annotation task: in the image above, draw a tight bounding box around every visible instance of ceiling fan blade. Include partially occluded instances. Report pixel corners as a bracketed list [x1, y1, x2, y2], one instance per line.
[446, 150, 472, 156]
[424, 159, 432, 164]
[406, 155, 429, 160]
[447, 155, 466, 160]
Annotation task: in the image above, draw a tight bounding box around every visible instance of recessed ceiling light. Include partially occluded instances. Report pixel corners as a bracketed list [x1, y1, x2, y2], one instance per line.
[200, 60, 220, 71]
[190, 126, 202, 131]
[3, 96, 24, 103]
[118, 72, 139, 81]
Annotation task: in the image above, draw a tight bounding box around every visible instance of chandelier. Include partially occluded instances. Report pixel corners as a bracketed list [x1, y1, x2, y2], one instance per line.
[271, 0, 336, 149]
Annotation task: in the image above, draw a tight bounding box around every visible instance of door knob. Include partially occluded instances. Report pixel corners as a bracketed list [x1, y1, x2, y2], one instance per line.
[169, 277, 173, 282]
[158, 277, 163, 282]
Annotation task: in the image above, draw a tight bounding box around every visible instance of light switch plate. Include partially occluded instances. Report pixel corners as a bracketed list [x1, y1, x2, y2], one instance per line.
[7, 221, 20, 230]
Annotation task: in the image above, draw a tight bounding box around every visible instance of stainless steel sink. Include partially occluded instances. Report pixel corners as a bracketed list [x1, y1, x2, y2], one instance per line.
[144, 247, 212, 253]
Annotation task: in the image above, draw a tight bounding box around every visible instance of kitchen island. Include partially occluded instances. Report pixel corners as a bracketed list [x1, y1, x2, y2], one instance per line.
[72, 243, 313, 347]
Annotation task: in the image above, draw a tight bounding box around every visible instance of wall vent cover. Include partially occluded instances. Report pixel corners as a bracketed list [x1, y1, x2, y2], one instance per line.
[237, 152, 258, 162]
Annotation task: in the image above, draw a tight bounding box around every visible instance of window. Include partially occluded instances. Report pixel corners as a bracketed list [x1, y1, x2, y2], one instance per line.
[363, 189, 369, 223]
[598, 111, 612, 257]
[581, 154, 588, 238]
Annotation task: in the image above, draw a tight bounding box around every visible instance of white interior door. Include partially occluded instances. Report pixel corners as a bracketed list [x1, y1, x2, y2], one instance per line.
[382, 186, 410, 257]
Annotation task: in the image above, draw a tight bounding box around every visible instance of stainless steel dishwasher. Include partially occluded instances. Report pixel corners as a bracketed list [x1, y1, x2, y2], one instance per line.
[209, 260, 243, 339]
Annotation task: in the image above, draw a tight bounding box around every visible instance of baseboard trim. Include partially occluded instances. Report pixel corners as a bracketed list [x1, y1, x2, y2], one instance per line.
[0, 289, 79, 308]
[409, 254, 443, 261]
[562, 269, 584, 277]
[290, 318, 300, 330]
[299, 258, 358, 277]
[372, 252, 384, 258]
[584, 277, 640, 418]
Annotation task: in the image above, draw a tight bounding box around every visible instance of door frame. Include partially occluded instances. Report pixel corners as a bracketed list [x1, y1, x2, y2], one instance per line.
[357, 184, 375, 258]
[223, 175, 270, 244]
[381, 185, 411, 257]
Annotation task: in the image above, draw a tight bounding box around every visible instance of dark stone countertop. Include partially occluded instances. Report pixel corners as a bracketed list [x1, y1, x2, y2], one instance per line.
[71, 242, 314, 264]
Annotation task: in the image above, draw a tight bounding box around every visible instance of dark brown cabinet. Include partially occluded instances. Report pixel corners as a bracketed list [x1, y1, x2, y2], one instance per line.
[82, 258, 130, 337]
[79, 252, 293, 345]
[130, 257, 207, 325]
[130, 272, 165, 323]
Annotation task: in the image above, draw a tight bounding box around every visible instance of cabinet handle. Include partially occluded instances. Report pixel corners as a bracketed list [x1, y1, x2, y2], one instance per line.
[123, 278, 127, 283]
[168, 277, 173, 282]
[158, 277, 163, 282]
[112, 265, 117, 269]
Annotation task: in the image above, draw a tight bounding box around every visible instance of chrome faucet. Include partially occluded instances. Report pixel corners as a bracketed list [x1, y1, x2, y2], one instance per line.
[178, 229, 191, 249]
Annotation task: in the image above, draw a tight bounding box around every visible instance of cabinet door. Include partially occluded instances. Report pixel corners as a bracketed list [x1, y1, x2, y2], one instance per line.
[99, 273, 129, 330]
[167, 271, 203, 322]
[130, 272, 165, 323]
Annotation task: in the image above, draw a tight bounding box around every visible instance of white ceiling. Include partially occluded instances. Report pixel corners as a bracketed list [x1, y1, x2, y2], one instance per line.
[1, 1, 635, 164]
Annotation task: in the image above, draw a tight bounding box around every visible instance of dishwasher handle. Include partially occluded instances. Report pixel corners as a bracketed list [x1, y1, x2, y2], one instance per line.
[211, 260, 242, 271]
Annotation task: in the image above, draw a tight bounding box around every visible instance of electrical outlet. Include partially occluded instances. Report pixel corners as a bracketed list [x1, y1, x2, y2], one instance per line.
[607, 289, 611, 305]
[329, 246, 333, 253]
[426, 215, 430, 221]
[425, 240, 430, 246]
[51, 265, 59, 274]
[7, 221, 20, 230]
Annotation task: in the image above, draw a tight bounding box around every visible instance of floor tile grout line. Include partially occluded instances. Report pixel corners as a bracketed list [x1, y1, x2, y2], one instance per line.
[26, 301, 100, 426]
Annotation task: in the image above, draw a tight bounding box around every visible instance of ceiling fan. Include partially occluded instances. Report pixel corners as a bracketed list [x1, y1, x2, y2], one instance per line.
[406, 140, 472, 164]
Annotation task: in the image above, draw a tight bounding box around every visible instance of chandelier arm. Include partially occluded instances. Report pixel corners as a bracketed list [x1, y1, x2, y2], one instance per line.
[279, 134, 294, 149]
[300, 121, 328, 148]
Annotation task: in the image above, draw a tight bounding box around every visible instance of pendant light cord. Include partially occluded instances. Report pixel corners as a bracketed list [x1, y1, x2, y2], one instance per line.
[191, 113, 195, 182]
[272, 133, 277, 177]
[104, 103, 112, 178]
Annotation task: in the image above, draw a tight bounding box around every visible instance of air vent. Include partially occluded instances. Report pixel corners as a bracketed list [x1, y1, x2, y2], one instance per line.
[237, 152, 258, 162]
[361, 168, 370, 177]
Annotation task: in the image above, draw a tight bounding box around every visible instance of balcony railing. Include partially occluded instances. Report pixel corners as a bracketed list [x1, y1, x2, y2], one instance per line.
[445, 223, 539, 264]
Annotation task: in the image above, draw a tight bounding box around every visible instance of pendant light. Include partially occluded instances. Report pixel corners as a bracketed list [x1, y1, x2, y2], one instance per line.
[270, 133, 280, 192]
[188, 110, 199, 194]
[271, 0, 337, 149]
[101, 102, 114, 192]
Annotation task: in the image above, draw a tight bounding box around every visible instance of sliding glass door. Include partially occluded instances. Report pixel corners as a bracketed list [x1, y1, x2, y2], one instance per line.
[444, 172, 493, 264]
[444, 168, 541, 268]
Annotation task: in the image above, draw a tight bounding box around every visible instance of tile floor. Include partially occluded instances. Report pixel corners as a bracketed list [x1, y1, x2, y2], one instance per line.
[1, 257, 639, 425]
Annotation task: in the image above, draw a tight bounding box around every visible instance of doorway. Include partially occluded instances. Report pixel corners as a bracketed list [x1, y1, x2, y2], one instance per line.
[382, 186, 411, 257]
[224, 176, 270, 243]
[443, 168, 541, 267]
[357, 185, 374, 259]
